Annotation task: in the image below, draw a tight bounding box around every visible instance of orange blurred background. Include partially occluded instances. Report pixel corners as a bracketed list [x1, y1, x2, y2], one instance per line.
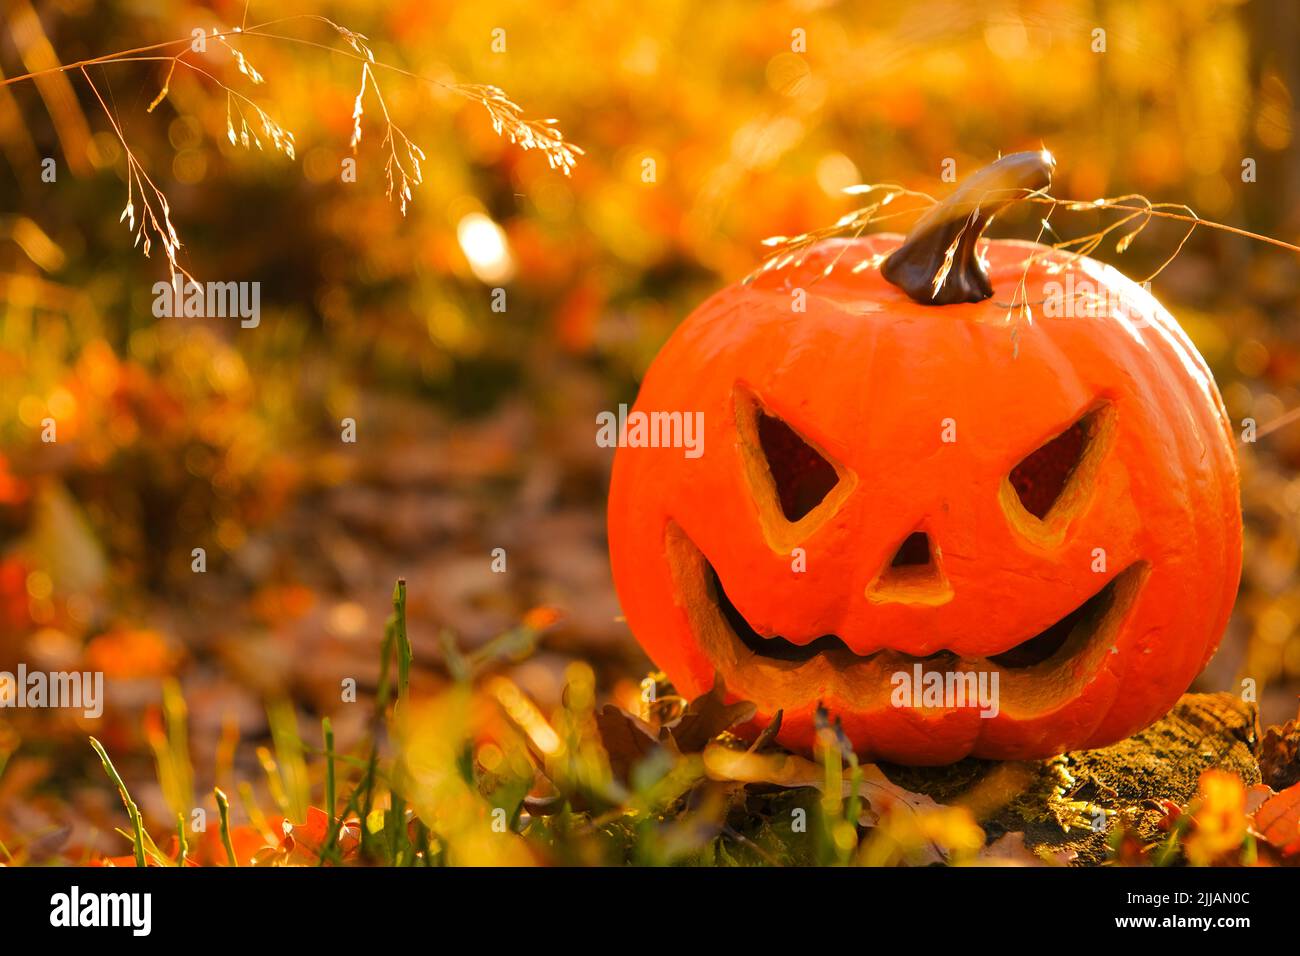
[0, 0, 1298, 854]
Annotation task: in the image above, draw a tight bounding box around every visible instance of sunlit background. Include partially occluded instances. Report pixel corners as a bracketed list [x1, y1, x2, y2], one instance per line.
[0, 0, 1298, 862]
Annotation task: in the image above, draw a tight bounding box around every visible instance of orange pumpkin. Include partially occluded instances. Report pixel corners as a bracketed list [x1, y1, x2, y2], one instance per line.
[607, 152, 1242, 764]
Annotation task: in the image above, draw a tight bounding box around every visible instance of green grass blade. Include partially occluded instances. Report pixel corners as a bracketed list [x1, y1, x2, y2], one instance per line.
[393, 578, 411, 699]
[89, 737, 147, 868]
[323, 717, 336, 827]
[214, 786, 238, 866]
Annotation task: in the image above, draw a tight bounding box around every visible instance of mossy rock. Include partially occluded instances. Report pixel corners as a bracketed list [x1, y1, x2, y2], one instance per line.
[879, 692, 1260, 865]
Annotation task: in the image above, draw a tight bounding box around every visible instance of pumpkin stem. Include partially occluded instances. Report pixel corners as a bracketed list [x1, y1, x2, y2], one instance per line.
[881, 150, 1055, 305]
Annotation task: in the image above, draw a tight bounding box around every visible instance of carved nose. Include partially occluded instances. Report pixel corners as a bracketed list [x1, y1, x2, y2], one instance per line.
[890, 531, 932, 568]
[868, 531, 954, 606]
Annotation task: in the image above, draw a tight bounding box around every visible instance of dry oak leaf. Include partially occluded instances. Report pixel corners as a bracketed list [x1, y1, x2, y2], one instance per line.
[668, 675, 756, 753]
[1251, 781, 1300, 858]
[595, 704, 661, 785]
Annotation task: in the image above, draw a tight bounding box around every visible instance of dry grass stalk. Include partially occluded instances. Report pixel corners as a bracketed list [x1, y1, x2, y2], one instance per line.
[753, 175, 1300, 347]
[2, 12, 582, 281]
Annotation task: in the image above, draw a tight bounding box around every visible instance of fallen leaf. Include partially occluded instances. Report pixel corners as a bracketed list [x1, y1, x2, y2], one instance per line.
[669, 675, 755, 753]
[1252, 781, 1300, 857]
[595, 704, 661, 784]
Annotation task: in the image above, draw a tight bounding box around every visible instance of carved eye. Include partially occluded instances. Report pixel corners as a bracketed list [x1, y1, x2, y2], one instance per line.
[1007, 404, 1110, 525]
[735, 387, 855, 551]
[756, 410, 840, 521]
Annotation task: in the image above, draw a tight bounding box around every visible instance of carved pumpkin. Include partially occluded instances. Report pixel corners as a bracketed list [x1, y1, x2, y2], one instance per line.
[607, 152, 1242, 764]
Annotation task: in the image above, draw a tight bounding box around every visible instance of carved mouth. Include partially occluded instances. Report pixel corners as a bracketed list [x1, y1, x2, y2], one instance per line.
[710, 559, 1123, 670]
[666, 522, 1149, 718]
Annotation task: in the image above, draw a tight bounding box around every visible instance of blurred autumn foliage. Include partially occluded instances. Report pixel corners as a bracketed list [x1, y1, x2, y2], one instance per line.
[0, 0, 1299, 865]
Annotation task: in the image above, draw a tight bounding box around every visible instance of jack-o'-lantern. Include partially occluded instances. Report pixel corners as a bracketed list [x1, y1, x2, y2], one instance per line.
[607, 152, 1242, 764]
